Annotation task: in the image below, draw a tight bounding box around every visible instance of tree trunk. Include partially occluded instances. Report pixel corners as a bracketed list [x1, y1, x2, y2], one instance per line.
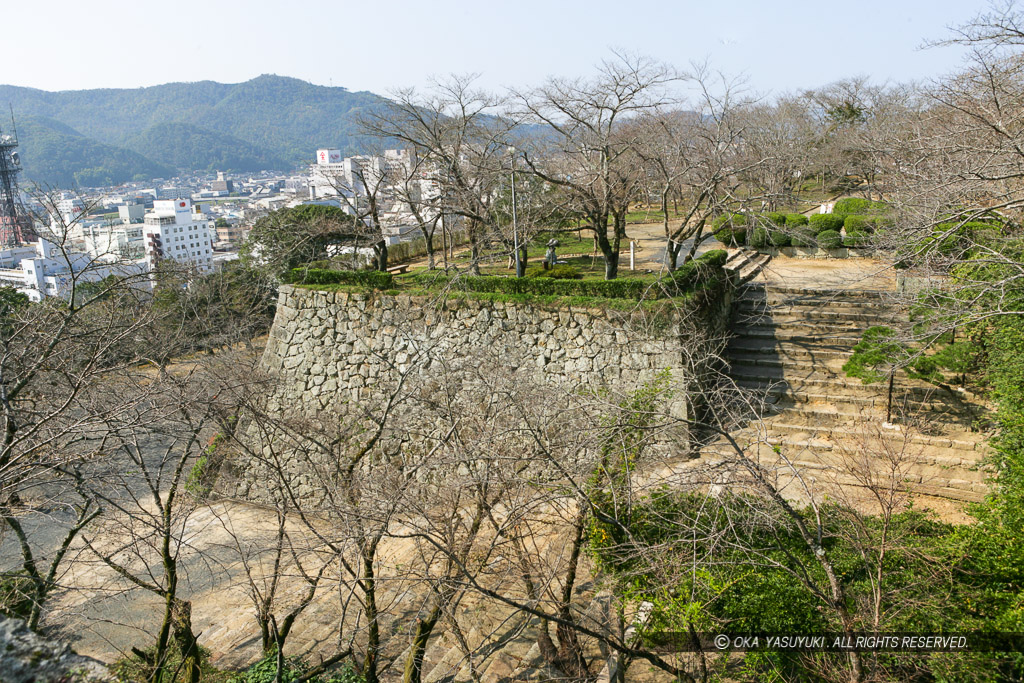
[362, 546, 380, 683]
[425, 233, 435, 269]
[517, 244, 528, 278]
[469, 240, 481, 276]
[665, 241, 682, 272]
[402, 602, 441, 683]
[171, 598, 201, 683]
[374, 241, 388, 272]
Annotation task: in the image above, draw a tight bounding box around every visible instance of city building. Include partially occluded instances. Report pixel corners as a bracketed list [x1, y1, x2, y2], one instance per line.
[143, 198, 214, 273]
[211, 171, 234, 195]
[0, 239, 145, 302]
[118, 203, 146, 223]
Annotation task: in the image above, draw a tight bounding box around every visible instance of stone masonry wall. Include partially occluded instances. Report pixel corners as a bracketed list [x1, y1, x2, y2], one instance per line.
[226, 285, 732, 502]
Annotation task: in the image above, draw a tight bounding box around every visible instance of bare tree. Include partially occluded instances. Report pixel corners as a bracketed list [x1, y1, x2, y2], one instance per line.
[634, 65, 753, 271]
[513, 52, 679, 279]
[363, 76, 514, 275]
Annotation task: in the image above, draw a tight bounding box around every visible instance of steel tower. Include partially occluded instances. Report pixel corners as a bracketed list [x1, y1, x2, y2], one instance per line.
[0, 117, 32, 246]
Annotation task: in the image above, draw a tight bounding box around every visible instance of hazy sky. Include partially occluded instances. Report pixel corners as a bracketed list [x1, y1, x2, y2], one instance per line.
[7, 0, 989, 97]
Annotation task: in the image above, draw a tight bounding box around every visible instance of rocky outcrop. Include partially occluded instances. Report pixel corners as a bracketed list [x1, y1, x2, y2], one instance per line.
[0, 617, 111, 682]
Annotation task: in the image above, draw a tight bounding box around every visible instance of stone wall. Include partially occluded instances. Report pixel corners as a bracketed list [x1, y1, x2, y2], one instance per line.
[225, 284, 732, 503]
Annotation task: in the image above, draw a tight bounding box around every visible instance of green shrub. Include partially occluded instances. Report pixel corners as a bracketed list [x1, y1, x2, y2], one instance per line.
[817, 229, 843, 249]
[283, 268, 394, 288]
[750, 227, 770, 249]
[712, 213, 748, 245]
[831, 197, 873, 217]
[765, 212, 788, 226]
[0, 572, 35, 620]
[228, 647, 365, 683]
[769, 230, 791, 247]
[790, 230, 817, 248]
[843, 229, 871, 247]
[409, 250, 727, 300]
[540, 265, 581, 279]
[808, 213, 845, 234]
[843, 214, 875, 234]
[785, 213, 809, 227]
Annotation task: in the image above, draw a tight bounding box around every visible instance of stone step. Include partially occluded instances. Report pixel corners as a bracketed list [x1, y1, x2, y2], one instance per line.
[732, 303, 899, 323]
[701, 438, 989, 483]
[746, 421, 990, 453]
[737, 383, 974, 416]
[730, 369, 933, 395]
[735, 378, 979, 413]
[737, 296, 896, 314]
[727, 349, 851, 367]
[732, 315, 887, 335]
[699, 452, 988, 502]
[739, 285, 892, 300]
[729, 326, 865, 344]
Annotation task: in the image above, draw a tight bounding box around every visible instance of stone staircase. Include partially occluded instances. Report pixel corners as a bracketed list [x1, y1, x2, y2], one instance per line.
[724, 248, 771, 285]
[701, 282, 992, 504]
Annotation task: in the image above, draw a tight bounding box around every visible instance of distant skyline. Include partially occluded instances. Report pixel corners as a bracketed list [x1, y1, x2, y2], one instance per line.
[9, 0, 989, 97]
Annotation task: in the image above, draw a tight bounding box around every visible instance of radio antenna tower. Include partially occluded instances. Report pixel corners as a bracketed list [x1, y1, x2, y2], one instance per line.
[0, 109, 33, 246]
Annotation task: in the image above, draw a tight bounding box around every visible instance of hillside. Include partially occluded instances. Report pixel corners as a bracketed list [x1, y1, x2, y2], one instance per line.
[125, 122, 288, 173]
[0, 75, 390, 186]
[15, 117, 174, 188]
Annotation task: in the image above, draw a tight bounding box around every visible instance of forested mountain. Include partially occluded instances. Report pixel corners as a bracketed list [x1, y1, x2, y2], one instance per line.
[125, 122, 288, 173]
[14, 117, 175, 188]
[0, 75, 389, 186]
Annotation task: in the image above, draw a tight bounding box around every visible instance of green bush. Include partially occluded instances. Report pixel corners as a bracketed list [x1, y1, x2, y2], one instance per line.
[527, 264, 581, 279]
[808, 213, 845, 234]
[0, 572, 34, 620]
[765, 212, 788, 226]
[785, 213, 809, 227]
[843, 214, 875, 233]
[410, 250, 727, 300]
[790, 230, 817, 248]
[228, 647, 365, 683]
[283, 268, 394, 288]
[712, 213, 748, 246]
[843, 229, 871, 247]
[831, 197, 873, 217]
[817, 229, 843, 249]
[750, 226, 770, 249]
[769, 230, 791, 247]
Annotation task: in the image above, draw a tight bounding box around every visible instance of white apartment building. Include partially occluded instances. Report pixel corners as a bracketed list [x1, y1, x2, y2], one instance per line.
[82, 223, 145, 260]
[143, 199, 214, 273]
[0, 239, 145, 302]
[309, 148, 418, 201]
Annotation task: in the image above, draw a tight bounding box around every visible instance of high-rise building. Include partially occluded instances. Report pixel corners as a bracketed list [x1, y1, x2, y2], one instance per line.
[143, 198, 214, 273]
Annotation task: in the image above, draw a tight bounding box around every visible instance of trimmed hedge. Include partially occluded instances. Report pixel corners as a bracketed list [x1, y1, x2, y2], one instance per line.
[809, 213, 845, 234]
[790, 229, 817, 248]
[844, 229, 871, 247]
[750, 227, 770, 249]
[832, 197, 888, 217]
[766, 212, 788, 226]
[785, 213, 809, 227]
[409, 250, 728, 300]
[752, 226, 791, 249]
[817, 230, 843, 249]
[843, 214, 875, 234]
[526, 265, 581, 279]
[712, 214, 748, 245]
[283, 268, 395, 288]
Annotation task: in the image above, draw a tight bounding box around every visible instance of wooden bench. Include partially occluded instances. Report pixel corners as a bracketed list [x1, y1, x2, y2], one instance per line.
[387, 264, 410, 274]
